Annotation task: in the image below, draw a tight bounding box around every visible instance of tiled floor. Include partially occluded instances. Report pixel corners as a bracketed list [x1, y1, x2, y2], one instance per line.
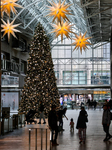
[0, 108, 112, 150]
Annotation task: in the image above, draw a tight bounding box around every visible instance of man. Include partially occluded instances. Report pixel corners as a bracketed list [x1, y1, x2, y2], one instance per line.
[38, 101, 46, 124]
[48, 105, 59, 146]
[102, 104, 112, 141]
[57, 107, 68, 131]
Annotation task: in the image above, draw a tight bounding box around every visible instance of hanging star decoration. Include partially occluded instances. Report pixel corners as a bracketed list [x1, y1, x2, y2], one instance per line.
[1, 0, 23, 18]
[47, 0, 72, 24]
[1, 1, 4, 18]
[50, 21, 73, 42]
[1, 19, 21, 42]
[72, 31, 92, 54]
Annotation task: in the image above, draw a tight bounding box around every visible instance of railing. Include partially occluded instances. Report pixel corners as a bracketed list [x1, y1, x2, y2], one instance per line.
[1, 113, 25, 135]
[29, 128, 50, 150]
[1, 117, 13, 134]
[1, 59, 26, 74]
[56, 79, 110, 85]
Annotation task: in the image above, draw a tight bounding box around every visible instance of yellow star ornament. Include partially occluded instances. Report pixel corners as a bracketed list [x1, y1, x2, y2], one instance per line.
[1, 0, 23, 18]
[47, 0, 72, 24]
[72, 31, 92, 54]
[1, 1, 4, 18]
[50, 22, 73, 42]
[1, 19, 21, 42]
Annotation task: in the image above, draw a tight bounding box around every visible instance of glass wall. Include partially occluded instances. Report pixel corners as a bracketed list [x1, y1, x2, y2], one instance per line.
[52, 37, 110, 86]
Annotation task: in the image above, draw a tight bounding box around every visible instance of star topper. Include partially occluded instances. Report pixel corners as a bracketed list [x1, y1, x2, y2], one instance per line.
[47, 0, 72, 24]
[72, 31, 92, 54]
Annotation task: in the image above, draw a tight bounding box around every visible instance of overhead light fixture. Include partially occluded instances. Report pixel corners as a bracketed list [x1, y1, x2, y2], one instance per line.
[72, 31, 92, 54]
[50, 21, 73, 42]
[1, 0, 23, 17]
[1, 19, 21, 42]
[47, 0, 72, 24]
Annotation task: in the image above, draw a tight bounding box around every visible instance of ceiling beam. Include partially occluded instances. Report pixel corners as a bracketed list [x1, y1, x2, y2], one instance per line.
[80, 0, 99, 8]
[85, 6, 112, 19]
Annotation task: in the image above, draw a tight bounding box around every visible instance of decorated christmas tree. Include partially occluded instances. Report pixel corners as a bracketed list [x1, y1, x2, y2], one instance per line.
[19, 23, 60, 117]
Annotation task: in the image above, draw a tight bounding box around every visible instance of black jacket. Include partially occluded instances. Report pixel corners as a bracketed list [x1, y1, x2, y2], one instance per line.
[39, 104, 44, 112]
[48, 110, 58, 129]
[76, 110, 88, 129]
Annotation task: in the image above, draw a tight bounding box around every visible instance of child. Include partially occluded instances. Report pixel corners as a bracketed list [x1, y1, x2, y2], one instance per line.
[69, 118, 74, 132]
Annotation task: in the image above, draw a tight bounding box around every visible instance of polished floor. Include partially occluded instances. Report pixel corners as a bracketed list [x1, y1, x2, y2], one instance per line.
[0, 108, 112, 150]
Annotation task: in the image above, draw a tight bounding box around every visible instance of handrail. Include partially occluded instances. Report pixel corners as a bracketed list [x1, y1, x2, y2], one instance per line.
[29, 128, 49, 150]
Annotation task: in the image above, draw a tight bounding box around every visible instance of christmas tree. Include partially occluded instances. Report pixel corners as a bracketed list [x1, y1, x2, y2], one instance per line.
[19, 23, 60, 117]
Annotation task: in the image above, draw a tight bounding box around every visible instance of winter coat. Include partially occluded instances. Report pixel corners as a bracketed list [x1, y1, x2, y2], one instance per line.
[57, 109, 66, 120]
[48, 110, 58, 130]
[39, 104, 44, 112]
[76, 110, 88, 129]
[102, 109, 111, 125]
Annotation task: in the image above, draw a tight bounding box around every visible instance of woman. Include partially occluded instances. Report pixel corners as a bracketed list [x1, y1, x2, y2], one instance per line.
[76, 106, 88, 144]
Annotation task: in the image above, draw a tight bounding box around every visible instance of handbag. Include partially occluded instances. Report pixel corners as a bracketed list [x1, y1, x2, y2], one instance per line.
[85, 116, 88, 122]
[58, 125, 62, 132]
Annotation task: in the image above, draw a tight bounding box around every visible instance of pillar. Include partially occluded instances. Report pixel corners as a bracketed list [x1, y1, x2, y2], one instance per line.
[0, 16, 1, 135]
[87, 70, 91, 85]
[110, 27, 112, 98]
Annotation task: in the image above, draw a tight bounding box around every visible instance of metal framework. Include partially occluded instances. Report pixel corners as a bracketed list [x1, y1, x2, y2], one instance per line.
[10, 0, 88, 44]
[8, 0, 111, 95]
[11, 0, 112, 48]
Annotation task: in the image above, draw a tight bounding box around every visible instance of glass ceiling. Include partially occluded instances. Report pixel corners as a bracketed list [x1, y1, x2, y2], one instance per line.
[12, 0, 89, 44]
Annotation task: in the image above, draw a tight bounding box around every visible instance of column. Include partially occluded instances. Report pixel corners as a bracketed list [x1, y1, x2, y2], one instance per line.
[0, 18, 1, 135]
[110, 26, 112, 98]
[60, 70, 63, 85]
[87, 70, 91, 85]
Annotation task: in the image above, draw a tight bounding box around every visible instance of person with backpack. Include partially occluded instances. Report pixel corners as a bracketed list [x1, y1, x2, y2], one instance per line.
[102, 104, 112, 141]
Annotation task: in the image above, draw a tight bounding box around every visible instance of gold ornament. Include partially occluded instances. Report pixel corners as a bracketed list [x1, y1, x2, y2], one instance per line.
[1, 19, 21, 42]
[47, 0, 72, 24]
[50, 21, 73, 42]
[1, 0, 23, 17]
[72, 31, 92, 54]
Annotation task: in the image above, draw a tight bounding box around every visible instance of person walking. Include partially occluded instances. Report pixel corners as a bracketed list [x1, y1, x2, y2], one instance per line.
[38, 101, 46, 124]
[93, 100, 97, 110]
[76, 106, 88, 144]
[102, 104, 112, 141]
[48, 105, 59, 146]
[69, 118, 74, 132]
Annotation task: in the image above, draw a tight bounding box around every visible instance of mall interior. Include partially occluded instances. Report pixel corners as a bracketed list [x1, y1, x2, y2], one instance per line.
[0, 0, 112, 149]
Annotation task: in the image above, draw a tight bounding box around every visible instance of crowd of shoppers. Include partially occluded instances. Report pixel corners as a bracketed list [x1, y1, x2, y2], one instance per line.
[47, 101, 112, 147]
[26, 100, 112, 147]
